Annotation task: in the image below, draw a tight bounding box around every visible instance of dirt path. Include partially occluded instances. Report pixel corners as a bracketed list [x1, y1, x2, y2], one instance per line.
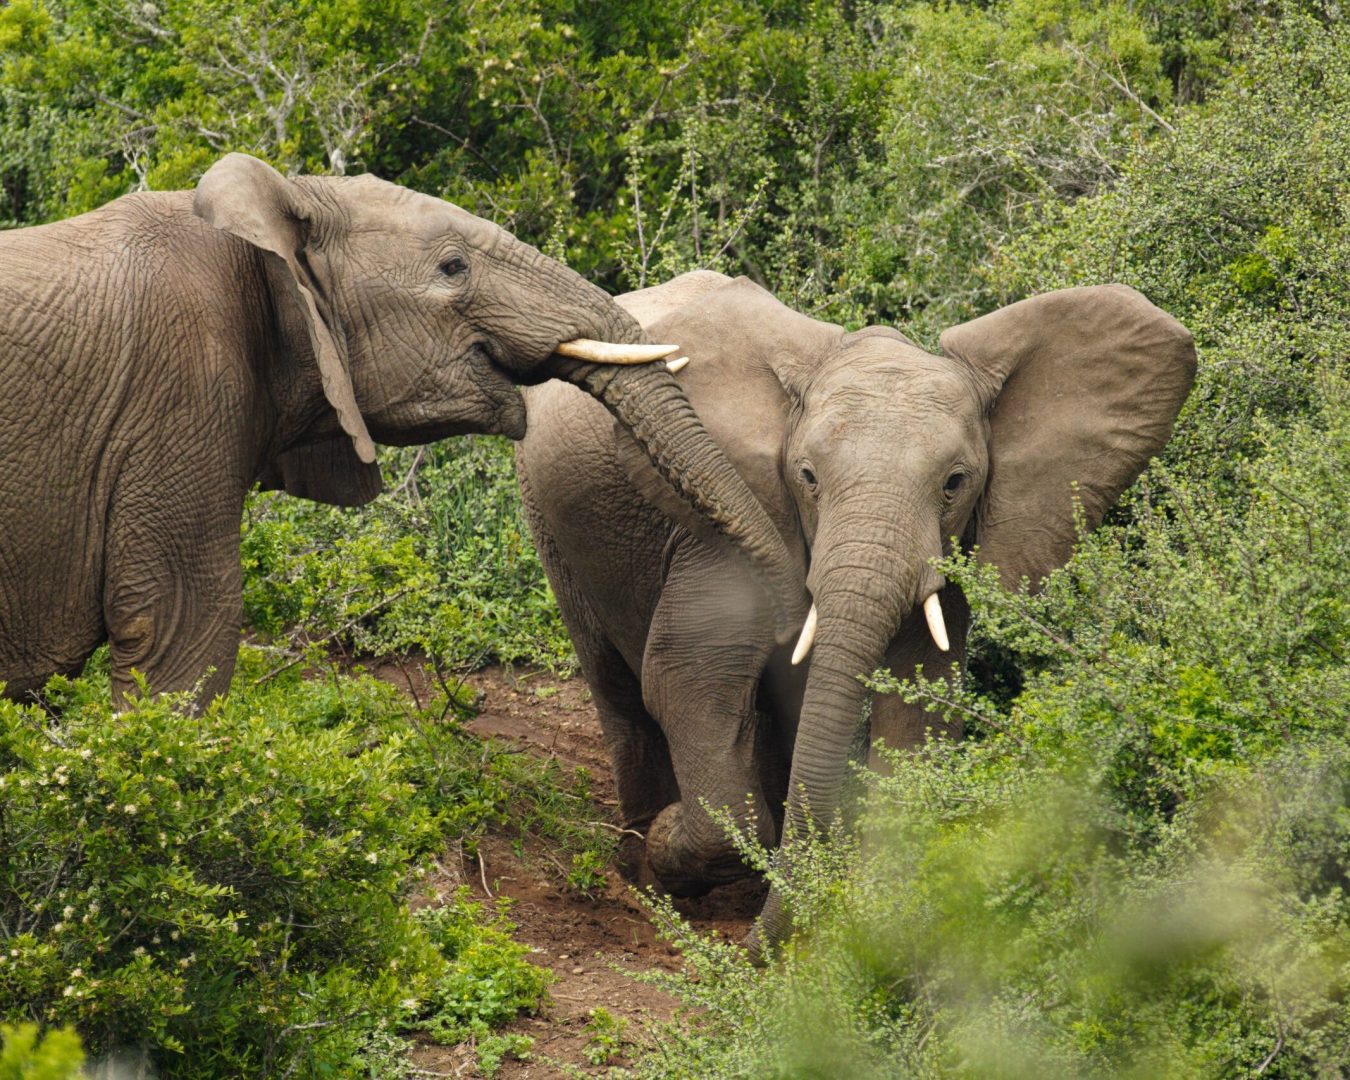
[381, 665, 765, 1078]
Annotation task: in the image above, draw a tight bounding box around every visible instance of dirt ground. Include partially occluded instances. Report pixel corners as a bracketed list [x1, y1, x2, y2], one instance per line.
[376, 664, 765, 1078]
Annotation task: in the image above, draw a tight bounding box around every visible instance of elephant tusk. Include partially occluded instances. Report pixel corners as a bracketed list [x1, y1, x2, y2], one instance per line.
[924, 592, 950, 652]
[555, 339, 680, 364]
[666, 355, 690, 374]
[791, 603, 818, 666]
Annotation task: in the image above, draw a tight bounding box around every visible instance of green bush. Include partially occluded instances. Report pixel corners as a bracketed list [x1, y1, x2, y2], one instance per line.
[991, 6, 1350, 495]
[0, 665, 447, 1074]
[0, 653, 606, 1076]
[242, 437, 575, 673]
[413, 891, 551, 1074]
[0, 1025, 83, 1080]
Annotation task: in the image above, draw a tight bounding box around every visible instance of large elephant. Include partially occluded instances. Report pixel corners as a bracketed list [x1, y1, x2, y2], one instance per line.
[517, 270, 1196, 951]
[0, 159, 799, 706]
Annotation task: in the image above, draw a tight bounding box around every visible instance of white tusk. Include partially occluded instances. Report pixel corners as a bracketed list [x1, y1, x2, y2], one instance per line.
[666, 355, 690, 374]
[924, 592, 950, 652]
[791, 603, 818, 666]
[555, 339, 679, 365]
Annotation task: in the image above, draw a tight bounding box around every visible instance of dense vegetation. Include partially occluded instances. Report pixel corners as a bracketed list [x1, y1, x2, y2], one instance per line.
[1, 0, 1346, 1076]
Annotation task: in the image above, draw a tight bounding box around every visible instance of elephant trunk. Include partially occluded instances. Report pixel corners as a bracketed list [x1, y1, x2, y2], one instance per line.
[480, 241, 806, 634]
[752, 505, 943, 954]
[553, 358, 807, 640]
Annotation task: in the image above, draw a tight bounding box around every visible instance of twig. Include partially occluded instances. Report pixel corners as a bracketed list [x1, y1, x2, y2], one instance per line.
[586, 821, 646, 840]
[1255, 1035, 1284, 1074]
[410, 116, 503, 179]
[477, 848, 492, 898]
[253, 589, 410, 684]
[1068, 44, 1176, 134]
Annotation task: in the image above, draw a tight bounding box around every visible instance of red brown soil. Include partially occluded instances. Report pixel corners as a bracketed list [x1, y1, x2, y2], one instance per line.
[374, 663, 766, 1078]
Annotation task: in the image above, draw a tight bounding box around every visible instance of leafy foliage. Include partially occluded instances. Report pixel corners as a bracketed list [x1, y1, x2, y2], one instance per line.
[0, 652, 605, 1075]
[242, 437, 576, 673]
[0, 1025, 83, 1080]
[414, 892, 551, 1074]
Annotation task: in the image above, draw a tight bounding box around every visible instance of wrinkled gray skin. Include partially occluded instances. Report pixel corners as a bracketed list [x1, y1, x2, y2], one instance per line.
[518, 271, 1196, 954]
[0, 159, 797, 707]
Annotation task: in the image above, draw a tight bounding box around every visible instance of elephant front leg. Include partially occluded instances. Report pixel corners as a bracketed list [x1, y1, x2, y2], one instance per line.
[640, 544, 780, 896]
[103, 493, 244, 709]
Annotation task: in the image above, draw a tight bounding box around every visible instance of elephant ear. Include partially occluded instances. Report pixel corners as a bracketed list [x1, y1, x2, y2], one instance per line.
[612, 276, 843, 561]
[940, 284, 1196, 590]
[258, 438, 384, 508]
[193, 153, 378, 469]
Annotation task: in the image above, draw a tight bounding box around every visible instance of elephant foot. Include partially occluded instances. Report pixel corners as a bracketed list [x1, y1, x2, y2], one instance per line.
[613, 831, 647, 884]
[646, 801, 757, 898]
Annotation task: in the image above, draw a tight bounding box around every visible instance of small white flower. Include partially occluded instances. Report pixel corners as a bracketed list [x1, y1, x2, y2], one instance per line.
[400, 997, 419, 1010]
[365, 852, 379, 864]
[63, 905, 75, 920]
[124, 804, 137, 815]
[62, 985, 75, 997]
[133, 946, 146, 957]
[70, 968, 83, 978]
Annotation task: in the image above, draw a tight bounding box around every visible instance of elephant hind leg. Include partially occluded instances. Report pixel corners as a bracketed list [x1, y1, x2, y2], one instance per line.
[583, 633, 680, 838]
[102, 489, 243, 710]
[520, 490, 679, 836]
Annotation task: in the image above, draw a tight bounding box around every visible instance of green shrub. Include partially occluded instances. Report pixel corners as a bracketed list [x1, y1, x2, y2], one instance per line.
[0, 1025, 83, 1080]
[991, 6, 1350, 495]
[0, 665, 449, 1075]
[583, 1007, 627, 1066]
[0, 652, 607, 1076]
[242, 437, 575, 673]
[414, 890, 551, 1073]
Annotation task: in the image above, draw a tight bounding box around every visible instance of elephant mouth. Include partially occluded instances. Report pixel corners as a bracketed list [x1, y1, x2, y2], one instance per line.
[366, 342, 529, 444]
[367, 337, 680, 446]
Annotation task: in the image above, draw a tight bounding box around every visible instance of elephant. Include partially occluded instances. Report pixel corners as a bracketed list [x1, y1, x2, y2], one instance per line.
[0, 158, 800, 707]
[516, 270, 1196, 952]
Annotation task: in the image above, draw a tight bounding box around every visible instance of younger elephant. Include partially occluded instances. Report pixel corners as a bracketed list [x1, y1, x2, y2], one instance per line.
[0, 161, 797, 706]
[517, 271, 1195, 949]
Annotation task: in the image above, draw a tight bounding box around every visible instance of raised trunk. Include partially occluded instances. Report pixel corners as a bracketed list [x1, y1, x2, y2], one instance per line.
[492, 250, 806, 636]
[553, 358, 806, 640]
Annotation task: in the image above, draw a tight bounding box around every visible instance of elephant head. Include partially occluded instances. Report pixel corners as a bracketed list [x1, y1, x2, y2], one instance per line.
[192, 155, 802, 634]
[624, 275, 1196, 950]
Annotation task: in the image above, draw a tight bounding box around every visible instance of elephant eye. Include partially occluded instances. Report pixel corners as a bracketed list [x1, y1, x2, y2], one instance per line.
[439, 256, 468, 278]
[944, 471, 966, 496]
[799, 464, 818, 492]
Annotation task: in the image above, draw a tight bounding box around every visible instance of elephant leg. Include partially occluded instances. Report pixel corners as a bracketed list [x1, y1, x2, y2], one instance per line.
[576, 621, 679, 836]
[102, 488, 243, 709]
[517, 482, 680, 835]
[640, 542, 779, 896]
[868, 582, 970, 769]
